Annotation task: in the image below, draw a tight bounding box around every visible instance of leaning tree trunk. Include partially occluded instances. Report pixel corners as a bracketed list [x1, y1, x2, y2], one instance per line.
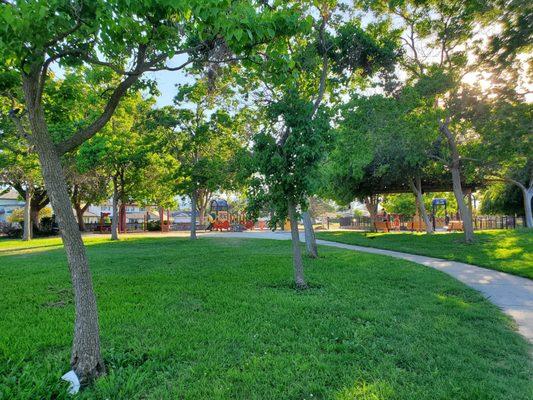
[190, 192, 197, 240]
[440, 120, 474, 243]
[23, 74, 104, 383]
[450, 165, 474, 242]
[110, 177, 119, 241]
[408, 176, 433, 234]
[302, 211, 318, 258]
[75, 205, 87, 232]
[288, 200, 307, 289]
[22, 189, 32, 241]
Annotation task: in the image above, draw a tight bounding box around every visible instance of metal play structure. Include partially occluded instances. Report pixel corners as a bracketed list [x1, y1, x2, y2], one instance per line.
[207, 199, 254, 231]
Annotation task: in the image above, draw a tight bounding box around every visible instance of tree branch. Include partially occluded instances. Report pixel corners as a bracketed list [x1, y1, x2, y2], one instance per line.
[55, 45, 151, 155]
[44, 19, 83, 49]
[8, 110, 31, 142]
[312, 11, 330, 117]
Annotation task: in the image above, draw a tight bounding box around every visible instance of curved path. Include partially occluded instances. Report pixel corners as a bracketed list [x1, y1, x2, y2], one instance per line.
[200, 230, 533, 343]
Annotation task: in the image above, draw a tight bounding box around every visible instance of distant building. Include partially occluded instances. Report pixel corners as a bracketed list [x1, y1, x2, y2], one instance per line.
[0, 190, 25, 222]
[87, 203, 164, 223]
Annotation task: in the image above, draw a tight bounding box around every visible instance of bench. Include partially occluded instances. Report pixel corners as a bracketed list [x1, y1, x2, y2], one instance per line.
[447, 220, 463, 231]
[407, 220, 427, 232]
[374, 221, 390, 232]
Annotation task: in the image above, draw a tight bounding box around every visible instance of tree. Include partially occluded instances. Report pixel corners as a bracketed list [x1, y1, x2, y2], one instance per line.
[78, 92, 175, 240]
[155, 80, 249, 240]
[1, 0, 302, 383]
[329, 88, 442, 234]
[0, 129, 43, 240]
[367, 0, 502, 242]
[465, 91, 532, 226]
[247, 1, 401, 286]
[65, 158, 109, 232]
[250, 91, 331, 288]
[0, 89, 49, 239]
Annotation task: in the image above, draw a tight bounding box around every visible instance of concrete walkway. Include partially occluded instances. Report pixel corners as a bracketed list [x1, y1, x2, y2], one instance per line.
[200, 230, 533, 343]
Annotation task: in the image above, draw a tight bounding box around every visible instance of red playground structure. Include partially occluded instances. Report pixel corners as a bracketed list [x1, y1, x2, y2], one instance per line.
[207, 199, 254, 232]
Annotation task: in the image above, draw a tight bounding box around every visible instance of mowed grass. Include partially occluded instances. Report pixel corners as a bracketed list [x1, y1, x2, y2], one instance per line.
[316, 229, 533, 280]
[0, 236, 531, 399]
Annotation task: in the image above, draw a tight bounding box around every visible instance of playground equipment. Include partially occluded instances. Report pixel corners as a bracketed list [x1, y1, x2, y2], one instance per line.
[207, 199, 254, 231]
[431, 198, 448, 230]
[97, 212, 112, 232]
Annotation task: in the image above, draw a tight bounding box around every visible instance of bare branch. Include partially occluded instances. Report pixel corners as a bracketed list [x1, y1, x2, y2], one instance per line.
[146, 58, 195, 72]
[82, 56, 126, 75]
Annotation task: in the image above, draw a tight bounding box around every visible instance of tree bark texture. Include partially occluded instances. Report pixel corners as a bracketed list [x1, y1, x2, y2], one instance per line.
[12, 184, 48, 231]
[408, 176, 433, 234]
[302, 211, 318, 258]
[22, 189, 32, 241]
[190, 192, 197, 240]
[521, 187, 533, 228]
[364, 195, 379, 231]
[75, 205, 87, 232]
[22, 73, 104, 383]
[440, 121, 474, 243]
[288, 200, 307, 289]
[111, 176, 119, 241]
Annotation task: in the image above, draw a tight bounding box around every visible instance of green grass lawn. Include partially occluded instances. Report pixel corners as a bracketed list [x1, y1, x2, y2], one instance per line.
[316, 229, 533, 280]
[0, 236, 531, 399]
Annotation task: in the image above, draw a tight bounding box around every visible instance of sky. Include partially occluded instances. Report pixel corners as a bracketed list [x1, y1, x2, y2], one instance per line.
[145, 54, 193, 108]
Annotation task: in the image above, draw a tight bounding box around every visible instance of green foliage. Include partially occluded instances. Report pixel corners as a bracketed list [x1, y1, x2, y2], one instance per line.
[77, 91, 177, 208]
[328, 19, 401, 83]
[481, 183, 524, 215]
[382, 194, 417, 216]
[7, 206, 51, 224]
[324, 85, 449, 204]
[248, 91, 331, 226]
[0, 236, 531, 398]
[152, 79, 250, 204]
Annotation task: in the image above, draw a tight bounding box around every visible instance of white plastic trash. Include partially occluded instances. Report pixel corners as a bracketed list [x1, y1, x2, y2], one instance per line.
[61, 370, 80, 394]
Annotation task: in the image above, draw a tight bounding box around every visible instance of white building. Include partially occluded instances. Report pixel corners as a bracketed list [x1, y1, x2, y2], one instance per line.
[0, 190, 25, 222]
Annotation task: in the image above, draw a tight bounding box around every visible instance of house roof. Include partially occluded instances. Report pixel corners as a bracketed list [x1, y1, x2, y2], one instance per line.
[127, 211, 160, 220]
[0, 189, 21, 201]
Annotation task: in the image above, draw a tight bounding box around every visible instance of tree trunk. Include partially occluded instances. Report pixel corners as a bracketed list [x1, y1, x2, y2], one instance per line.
[521, 187, 533, 228]
[408, 176, 433, 234]
[288, 200, 307, 289]
[450, 165, 474, 242]
[302, 211, 318, 258]
[110, 177, 119, 241]
[190, 192, 197, 240]
[440, 120, 474, 243]
[30, 207, 40, 232]
[197, 202, 206, 228]
[364, 196, 379, 231]
[22, 189, 32, 241]
[75, 205, 87, 232]
[23, 73, 104, 383]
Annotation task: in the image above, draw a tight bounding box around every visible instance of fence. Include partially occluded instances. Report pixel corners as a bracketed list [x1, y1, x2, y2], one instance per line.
[329, 215, 526, 232]
[473, 215, 525, 230]
[333, 216, 374, 231]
